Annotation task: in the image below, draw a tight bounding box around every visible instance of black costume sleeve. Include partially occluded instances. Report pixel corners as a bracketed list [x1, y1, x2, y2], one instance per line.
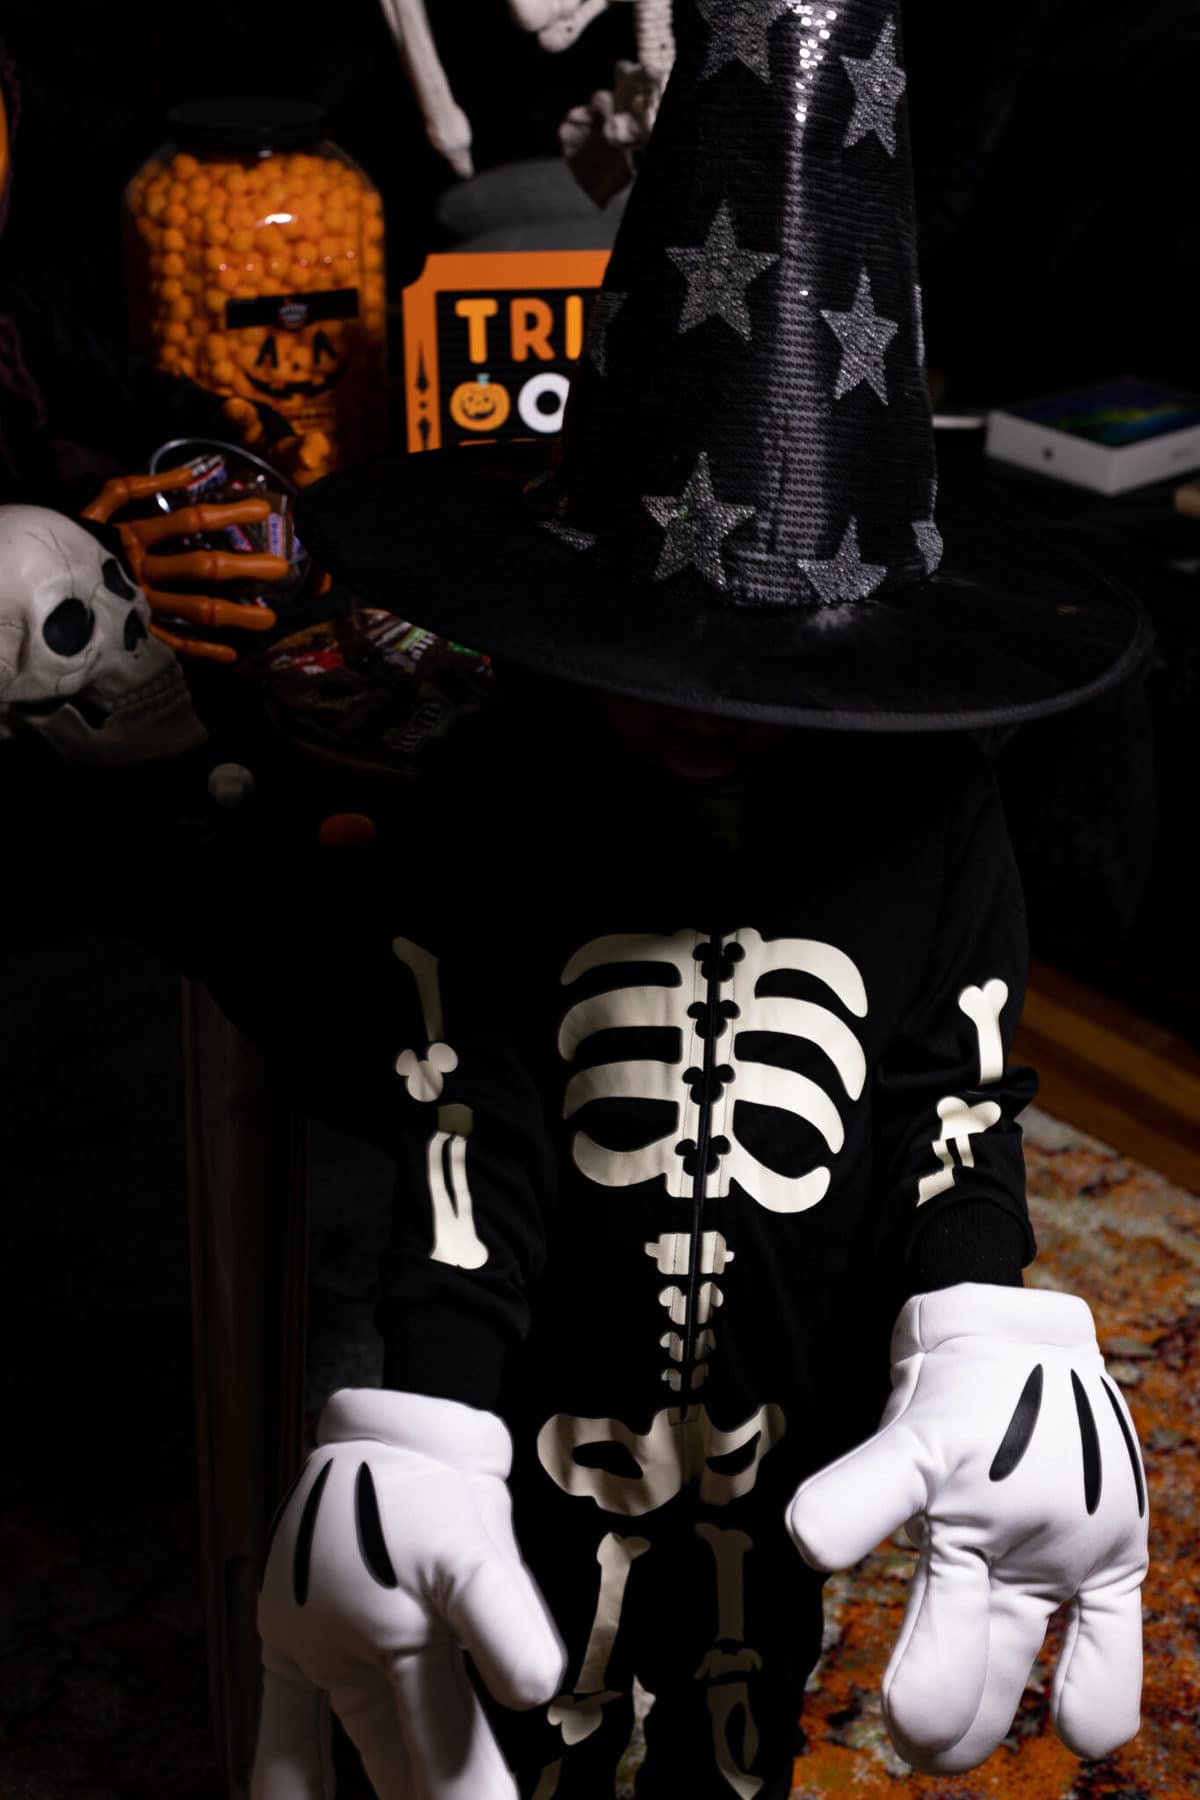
[373, 924, 558, 1414]
[873, 741, 1040, 1298]
[347, 763, 558, 1415]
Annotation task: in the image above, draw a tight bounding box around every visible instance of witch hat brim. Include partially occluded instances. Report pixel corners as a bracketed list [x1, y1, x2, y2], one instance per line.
[294, 441, 1150, 734]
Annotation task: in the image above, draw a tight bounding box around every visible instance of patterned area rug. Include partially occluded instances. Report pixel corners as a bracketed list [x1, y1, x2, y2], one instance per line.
[2, 1104, 1197, 1798]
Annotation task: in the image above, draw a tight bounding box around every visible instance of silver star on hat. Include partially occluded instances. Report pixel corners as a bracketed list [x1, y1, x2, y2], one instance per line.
[820, 268, 898, 402]
[668, 202, 778, 342]
[912, 517, 943, 574]
[539, 519, 598, 553]
[799, 518, 887, 603]
[643, 452, 756, 589]
[841, 16, 907, 156]
[697, 0, 794, 83]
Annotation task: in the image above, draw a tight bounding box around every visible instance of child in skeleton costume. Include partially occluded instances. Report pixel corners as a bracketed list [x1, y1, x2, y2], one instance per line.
[253, 6, 1152, 1798]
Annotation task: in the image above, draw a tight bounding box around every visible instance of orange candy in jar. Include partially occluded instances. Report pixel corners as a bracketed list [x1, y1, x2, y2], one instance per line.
[124, 99, 387, 480]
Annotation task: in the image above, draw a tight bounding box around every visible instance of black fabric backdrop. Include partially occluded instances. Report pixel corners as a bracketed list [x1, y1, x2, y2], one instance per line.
[0, 0, 1195, 1037]
[1, 0, 1197, 404]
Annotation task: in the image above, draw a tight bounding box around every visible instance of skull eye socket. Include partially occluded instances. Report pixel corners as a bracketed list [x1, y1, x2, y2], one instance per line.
[102, 557, 137, 601]
[43, 598, 95, 657]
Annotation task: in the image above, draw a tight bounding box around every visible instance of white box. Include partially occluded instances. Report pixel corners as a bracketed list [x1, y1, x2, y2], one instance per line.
[985, 378, 1200, 495]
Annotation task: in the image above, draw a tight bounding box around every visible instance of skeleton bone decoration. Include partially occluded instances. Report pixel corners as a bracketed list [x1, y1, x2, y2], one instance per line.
[537, 1400, 786, 1516]
[693, 1524, 762, 1682]
[559, 930, 869, 1215]
[509, 0, 676, 206]
[706, 1683, 765, 1800]
[538, 1523, 767, 1795]
[547, 1531, 650, 1744]
[647, 1229, 734, 1390]
[424, 1105, 489, 1268]
[376, 0, 474, 177]
[959, 977, 1009, 1083]
[694, 1525, 765, 1798]
[391, 936, 488, 1267]
[915, 977, 1009, 1206]
[0, 506, 205, 767]
[392, 936, 459, 1101]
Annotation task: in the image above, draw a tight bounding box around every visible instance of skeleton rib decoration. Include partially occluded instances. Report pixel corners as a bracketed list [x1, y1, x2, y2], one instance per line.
[560, 930, 867, 1218]
[259, 4, 1152, 1796]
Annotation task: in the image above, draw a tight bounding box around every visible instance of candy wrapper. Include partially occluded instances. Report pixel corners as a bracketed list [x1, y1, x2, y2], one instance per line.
[149, 436, 312, 610]
[260, 609, 496, 773]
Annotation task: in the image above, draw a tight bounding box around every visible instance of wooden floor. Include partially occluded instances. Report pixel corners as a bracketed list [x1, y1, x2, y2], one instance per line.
[1015, 963, 1200, 1192]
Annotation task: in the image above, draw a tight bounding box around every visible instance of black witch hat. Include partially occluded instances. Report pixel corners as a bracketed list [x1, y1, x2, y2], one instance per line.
[296, 0, 1149, 731]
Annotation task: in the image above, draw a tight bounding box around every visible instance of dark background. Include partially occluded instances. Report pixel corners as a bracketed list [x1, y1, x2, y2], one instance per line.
[5, 0, 1197, 1033]
[3, 0, 1199, 402]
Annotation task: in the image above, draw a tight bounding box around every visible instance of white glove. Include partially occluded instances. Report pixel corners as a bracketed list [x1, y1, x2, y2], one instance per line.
[785, 1283, 1149, 1775]
[252, 1388, 566, 1800]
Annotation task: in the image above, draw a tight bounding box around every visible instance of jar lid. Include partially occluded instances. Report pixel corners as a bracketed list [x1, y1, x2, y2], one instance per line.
[167, 98, 326, 154]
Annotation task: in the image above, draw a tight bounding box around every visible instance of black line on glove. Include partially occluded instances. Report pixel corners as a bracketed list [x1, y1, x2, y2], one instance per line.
[989, 1363, 1043, 1481]
[260, 1466, 307, 1592]
[1101, 1376, 1146, 1517]
[1071, 1372, 1102, 1515]
[293, 1459, 334, 1606]
[355, 1463, 399, 1589]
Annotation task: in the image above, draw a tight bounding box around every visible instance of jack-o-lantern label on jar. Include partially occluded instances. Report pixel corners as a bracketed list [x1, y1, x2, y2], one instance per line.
[123, 144, 388, 476]
[403, 250, 609, 452]
[225, 288, 359, 433]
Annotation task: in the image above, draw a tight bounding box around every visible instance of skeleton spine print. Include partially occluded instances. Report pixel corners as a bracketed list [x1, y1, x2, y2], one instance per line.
[557, 926, 869, 1405]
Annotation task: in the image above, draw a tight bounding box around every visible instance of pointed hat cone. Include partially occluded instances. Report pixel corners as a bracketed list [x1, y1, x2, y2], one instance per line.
[560, 0, 937, 606]
[296, 1, 1149, 731]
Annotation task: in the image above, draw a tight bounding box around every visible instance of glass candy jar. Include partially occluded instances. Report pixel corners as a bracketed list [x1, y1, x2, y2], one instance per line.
[124, 99, 387, 478]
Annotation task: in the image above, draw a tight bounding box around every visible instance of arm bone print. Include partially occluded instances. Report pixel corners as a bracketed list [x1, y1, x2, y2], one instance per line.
[392, 935, 460, 1100]
[391, 935, 489, 1270]
[916, 978, 1010, 1206]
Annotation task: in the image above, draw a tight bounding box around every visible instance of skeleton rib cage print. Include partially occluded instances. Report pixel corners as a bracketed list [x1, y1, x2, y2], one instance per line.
[387, 912, 1020, 1435]
[557, 928, 871, 1404]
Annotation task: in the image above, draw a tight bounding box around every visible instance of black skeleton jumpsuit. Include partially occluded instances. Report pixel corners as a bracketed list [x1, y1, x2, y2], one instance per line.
[321, 702, 1038, 1800]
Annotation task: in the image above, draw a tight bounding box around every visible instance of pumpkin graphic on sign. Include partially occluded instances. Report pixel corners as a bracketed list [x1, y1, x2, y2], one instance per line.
[449, 371, 511, 433]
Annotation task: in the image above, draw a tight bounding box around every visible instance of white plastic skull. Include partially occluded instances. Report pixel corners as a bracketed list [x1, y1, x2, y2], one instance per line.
[0, 504, 206, 766]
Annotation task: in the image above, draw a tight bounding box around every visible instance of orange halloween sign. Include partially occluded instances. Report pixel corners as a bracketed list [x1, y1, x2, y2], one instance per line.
[401, 251, 609, 453]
